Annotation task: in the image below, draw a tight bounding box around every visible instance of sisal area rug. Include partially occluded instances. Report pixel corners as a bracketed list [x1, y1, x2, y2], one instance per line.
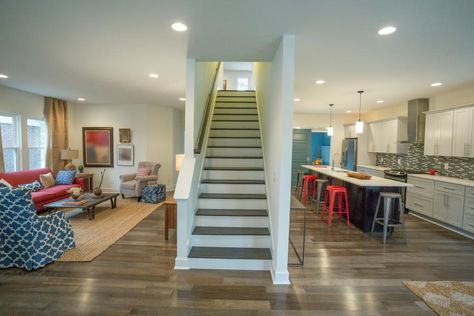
[404, 281, 474, 316]
[58, 198, 163, 262]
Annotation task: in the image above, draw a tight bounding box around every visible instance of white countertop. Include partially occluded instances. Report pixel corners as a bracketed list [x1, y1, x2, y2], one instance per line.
[408, 174, 474, 188]
[302, 165, 413, 188]
[357, 165, 390, 171]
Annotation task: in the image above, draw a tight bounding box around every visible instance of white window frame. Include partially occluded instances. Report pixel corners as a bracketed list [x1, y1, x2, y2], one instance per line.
[0, 112, 21, 172]
[27, 117, 48, 170]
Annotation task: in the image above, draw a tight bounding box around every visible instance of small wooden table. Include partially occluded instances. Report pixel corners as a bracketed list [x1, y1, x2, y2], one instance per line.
[164, 198, 177, 240]
[44, 193, 119, 220]
[75, 173, 94, 192]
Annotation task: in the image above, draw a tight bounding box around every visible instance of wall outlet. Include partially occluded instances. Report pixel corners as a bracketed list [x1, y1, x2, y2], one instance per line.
[444, 162, 449, 170]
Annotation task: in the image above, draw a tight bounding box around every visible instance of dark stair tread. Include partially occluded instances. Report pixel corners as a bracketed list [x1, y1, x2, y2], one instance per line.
[215, 107, 257, 109]
[192, 227, 270, 236]
[218, 89, 256, 92]
[208, 136, 261, 139]
[216, 95, 256, 98]
[214, 113, 258, 116]
[189, 247, 271, 260]
[206, 156, 262, 159]
[196, 209, 268, 216]
[207, 145, 262, 148]
[211, 128, 259, 130]
[212, 119, 259, 122]
[203, 166, 264, 171]
[201, 179, 265, 184]
[199, 193, 266, 199]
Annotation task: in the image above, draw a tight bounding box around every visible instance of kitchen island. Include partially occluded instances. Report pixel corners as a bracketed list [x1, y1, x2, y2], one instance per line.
[302, 165, 413, 232]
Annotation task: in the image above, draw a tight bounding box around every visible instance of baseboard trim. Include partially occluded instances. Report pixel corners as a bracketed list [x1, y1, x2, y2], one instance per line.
[174, 257, 190, 270]
[410, 211, 474, 240]
[271, 268, 290, 285]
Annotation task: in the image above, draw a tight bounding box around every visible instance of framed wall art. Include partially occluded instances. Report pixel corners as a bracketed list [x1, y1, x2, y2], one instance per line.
[117, 144, 134, 166]
[82, 127, 114, 167]
[119, 128, 131, 143]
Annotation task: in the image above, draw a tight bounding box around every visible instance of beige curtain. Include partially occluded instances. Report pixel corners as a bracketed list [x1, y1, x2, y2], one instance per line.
[0, 126, 4, 173]
[44, 97, 69, 173]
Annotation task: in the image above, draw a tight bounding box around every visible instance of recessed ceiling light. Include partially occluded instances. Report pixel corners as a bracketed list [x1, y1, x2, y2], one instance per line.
[431, 82, 442, 87]
[171, 22, 188, 32]
[0, 74, 8, 79]
[378, 26, 397, 35]
[148, 73, 159, 78]
[77, 98, 85, 101]
[315, 80, 325, 85]
[346, 110, 352, 113]
[294, 98, 301, 102]
[179, 97, 186, 101]
[376, 100, 384, 103]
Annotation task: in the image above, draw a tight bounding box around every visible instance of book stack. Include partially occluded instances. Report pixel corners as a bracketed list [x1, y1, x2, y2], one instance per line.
[63, 199, 87, 206]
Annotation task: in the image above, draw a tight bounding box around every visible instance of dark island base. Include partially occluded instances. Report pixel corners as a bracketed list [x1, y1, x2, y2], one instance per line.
[327, 178, 402, 233]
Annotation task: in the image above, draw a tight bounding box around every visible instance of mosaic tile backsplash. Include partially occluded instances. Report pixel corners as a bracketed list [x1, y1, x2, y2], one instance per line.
[376, 144, 474, 180]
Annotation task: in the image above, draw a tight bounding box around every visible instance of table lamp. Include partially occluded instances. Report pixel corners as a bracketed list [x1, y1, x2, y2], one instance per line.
[61, 149, 79, 171]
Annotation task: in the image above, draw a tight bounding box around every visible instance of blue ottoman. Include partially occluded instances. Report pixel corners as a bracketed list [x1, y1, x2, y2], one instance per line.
[142, 184, 167, 204]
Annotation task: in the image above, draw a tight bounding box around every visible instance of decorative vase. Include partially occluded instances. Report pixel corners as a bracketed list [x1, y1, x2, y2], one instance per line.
[71, 192, 81, 200]
[78, 165, 84, 173]
[93, 187, 102, 197]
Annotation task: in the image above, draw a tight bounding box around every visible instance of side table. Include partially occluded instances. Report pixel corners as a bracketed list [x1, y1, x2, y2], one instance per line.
[75, 173, 94, 192]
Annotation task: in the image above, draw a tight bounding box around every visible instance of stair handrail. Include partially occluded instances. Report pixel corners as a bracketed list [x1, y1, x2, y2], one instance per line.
[194, 61, 222, 154]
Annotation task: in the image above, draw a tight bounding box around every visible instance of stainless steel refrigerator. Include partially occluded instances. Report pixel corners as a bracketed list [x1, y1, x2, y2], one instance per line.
[341, 138, 358, 171]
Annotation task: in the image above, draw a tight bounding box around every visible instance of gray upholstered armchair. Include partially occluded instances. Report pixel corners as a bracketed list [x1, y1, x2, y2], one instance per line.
[119, 162, 161, 201]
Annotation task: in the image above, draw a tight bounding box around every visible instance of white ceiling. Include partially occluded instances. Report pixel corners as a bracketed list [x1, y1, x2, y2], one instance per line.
[0, 0, 473, 112]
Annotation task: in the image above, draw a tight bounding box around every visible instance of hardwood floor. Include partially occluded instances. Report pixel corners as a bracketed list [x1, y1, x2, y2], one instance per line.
[1, 199, 473, 315]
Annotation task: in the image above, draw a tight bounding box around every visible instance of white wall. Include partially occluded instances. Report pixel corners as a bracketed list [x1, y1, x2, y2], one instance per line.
[0, 85, 46, 170]
[69, 103, 184, 191]
[430, 82, 474, 110]
[194, 61, 219, 147]
[254, 35, 294, 285]
[223, 70, 254, 90]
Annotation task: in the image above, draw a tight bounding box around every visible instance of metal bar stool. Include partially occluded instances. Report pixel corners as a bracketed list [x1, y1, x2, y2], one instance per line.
[299, 174, 317, 205]
[294, 172, 307, 197]
[371, 192, 407, 244]
[321, 185, 350, 226]
[313, 178, 329, 214]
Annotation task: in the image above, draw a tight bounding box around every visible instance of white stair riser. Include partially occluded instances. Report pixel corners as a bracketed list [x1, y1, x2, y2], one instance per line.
[202, 170, 265, 180]
[207, 147, 262, 156]
[204, 158, 263, 168]
[216, 97, 256, 102]
[217, 91, 255, 97]
[191, 235, 271, 247]
[209, 130, 260, 137]
[214, 109, 258, 115]
[199, 198, 267, 209]
[211, 114, 258, 121]
[211, 121, 259, 128]
[194, 216, 268, 227]
[188, 258, 271, 270]
[208, 138, 261, 147]
[201, 183, 266, 194]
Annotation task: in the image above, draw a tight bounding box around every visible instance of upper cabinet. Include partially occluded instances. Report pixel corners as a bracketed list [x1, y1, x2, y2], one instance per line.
[424, 111, 454, 156]
[452, 107, 474, 157]
[367, 117, 408, 154]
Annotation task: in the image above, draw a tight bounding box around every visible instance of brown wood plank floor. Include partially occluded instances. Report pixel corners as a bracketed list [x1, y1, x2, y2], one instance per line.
[1, 200, 473, 315]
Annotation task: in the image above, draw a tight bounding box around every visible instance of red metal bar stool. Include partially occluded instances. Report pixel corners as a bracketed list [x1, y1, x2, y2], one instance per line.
[321, 185, 350, 226]
[299, 174, 317, 204]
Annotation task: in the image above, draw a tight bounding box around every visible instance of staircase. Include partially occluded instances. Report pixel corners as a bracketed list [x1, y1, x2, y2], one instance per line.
[188, 90, 272, 270]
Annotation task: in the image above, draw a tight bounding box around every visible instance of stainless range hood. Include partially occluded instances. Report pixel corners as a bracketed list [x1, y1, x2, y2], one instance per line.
[404, 98, 429, 143]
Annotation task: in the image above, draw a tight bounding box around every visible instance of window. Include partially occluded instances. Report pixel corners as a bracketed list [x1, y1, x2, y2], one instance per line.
[27, 118, 47, 169]
[0, 114, 20, 172]
[237, 78, 249, 90]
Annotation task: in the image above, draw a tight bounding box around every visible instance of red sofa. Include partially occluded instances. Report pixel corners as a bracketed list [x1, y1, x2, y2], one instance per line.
[0, 168, 85, 212]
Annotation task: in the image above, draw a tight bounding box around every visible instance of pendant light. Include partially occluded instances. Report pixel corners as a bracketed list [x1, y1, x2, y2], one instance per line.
[355, 90, 364, 134]
[327, 103, 334, 136]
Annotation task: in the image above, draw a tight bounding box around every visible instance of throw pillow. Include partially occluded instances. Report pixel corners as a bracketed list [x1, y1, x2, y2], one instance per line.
[40, 172, 56, 188]
[0, 178, 13, 188]
[136, 167, 151, 178]
[55, 170, 76, 185]
[18, 180, 43, 192]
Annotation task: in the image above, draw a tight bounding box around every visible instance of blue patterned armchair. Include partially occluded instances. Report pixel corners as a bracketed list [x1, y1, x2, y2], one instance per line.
[0, 187, 75, 270]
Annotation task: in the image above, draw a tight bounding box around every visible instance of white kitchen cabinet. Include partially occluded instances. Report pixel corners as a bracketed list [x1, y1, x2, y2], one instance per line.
[452, 106, 474, 157]
[344, 124, 357, 138]
[424, 111, 454, 156]
[433, 182, 465, 228]
[367, 117, 408, 154]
